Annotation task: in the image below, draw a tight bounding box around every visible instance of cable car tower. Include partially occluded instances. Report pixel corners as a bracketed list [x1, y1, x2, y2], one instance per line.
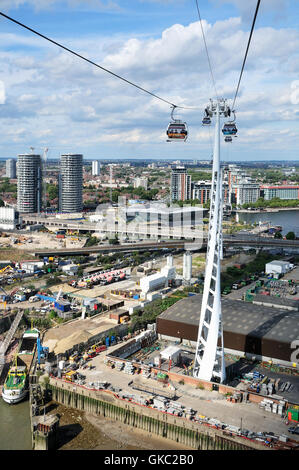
[193, 98, 231, 384]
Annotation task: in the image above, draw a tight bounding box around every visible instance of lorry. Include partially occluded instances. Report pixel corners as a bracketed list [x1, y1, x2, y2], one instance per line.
[65, 370, 77, 383]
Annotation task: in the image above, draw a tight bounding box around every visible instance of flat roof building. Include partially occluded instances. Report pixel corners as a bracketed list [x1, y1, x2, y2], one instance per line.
[261, 185, 299, 200]
[156, 294, 299, 367]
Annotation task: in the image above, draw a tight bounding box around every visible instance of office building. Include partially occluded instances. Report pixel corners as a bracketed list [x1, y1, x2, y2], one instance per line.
[92, 160, 101, 176]
[17, 153, 42, 213]
[171, 167, 191, 201]
[261, 185, 299, 201]
[59, 154, 83, 213]
[6, 159, 16, 179]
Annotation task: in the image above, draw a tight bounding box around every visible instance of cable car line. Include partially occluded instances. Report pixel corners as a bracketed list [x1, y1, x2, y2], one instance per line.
[231, 0, 261, 110]
[195, 0, 219, 101]
[0, 10, 194, 111]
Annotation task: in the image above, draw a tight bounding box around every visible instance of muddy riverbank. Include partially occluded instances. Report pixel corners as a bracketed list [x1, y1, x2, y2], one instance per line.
[48, 403, 192, 450]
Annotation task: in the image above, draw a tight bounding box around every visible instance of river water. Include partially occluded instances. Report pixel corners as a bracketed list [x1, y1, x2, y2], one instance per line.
[0, 398, 32, 450]
[0, 208, 298, 450]
[237, 209, 299, 237]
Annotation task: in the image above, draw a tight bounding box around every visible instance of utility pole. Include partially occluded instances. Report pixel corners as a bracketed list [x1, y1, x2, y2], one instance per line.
[193, 98, 230, 384]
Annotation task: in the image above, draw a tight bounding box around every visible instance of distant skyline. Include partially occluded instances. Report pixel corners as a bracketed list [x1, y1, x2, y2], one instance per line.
[0, 0, 298, 161]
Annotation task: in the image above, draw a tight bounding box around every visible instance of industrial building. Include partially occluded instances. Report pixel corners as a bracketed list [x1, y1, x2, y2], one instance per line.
[0, 207, 20, 230]
[156, 294, 299, 367]
[17, 153, 42, 213]
[265, 260, 293, 275]
[139, 256, 176, 294]
[59, 154, 83, 213]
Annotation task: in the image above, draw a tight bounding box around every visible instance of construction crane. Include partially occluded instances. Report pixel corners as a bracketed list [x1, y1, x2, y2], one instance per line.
[55, 288, 62, 302]
[42, 148, 49, 212]
[0, 285, 11, 302]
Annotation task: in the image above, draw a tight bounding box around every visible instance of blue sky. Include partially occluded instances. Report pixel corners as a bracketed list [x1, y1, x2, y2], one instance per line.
[0, 0, 298, 162]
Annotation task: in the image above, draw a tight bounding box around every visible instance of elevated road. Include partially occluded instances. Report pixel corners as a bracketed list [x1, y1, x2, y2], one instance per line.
[30, 236, 299, 257]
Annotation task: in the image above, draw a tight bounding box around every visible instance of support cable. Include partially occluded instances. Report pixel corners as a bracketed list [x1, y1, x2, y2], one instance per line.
[195, 0, 219, 100]
[232, 0, 261, 110]
[0, 11, 195, 111]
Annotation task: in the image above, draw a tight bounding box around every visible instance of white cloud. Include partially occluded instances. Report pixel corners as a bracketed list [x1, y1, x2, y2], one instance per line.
[0, 81, 6, 104]
[0, 14, 298, 158]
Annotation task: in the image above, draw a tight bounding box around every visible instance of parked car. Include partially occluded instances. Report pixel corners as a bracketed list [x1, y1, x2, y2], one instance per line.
[288, 427, 299, 435]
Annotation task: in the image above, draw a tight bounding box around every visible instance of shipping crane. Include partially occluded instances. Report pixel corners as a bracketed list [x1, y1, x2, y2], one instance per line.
[36, 337, 49, 365]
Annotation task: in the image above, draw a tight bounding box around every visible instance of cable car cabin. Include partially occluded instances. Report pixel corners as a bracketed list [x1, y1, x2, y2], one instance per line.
[222, 123, 237, 136]
[166, 120, 188, 141]
[202, 117, 211, 125]
[224, 136, 233, 143]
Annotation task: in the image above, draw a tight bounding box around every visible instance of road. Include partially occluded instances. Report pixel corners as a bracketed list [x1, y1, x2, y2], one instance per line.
[30, 235, 299, 257]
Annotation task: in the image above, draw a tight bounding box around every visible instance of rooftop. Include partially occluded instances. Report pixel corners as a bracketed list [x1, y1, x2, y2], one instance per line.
[158, 294, 299, 343]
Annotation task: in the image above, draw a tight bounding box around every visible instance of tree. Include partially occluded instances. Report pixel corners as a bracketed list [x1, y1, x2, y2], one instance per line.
[109, 237, 119, 245]
[274, 231, 282, 239]
[47, 184, 59, 201]
[286, 231, 295, 240]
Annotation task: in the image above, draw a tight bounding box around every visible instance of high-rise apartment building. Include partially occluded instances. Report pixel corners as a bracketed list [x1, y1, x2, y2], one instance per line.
[192, 180, 229, 204]
[6, 159, 16, 179]
[59, 154, 83, 213]
[230, 180, 260, 205]
[92, 160, 101, 176]
[17, 154, 42, 213]
[171, 167, 191, 201]
[133, 177, 148, 190]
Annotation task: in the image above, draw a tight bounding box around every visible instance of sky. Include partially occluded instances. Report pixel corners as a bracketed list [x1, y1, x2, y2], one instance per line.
[0, 0, 298, 162]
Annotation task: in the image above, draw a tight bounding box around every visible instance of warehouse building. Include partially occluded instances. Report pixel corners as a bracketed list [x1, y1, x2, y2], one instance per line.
[156, 294, 299, 367]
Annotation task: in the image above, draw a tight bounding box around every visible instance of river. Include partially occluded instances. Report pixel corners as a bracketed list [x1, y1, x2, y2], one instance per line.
[236, 209, 299, 237]
[0, 398, 32, 450]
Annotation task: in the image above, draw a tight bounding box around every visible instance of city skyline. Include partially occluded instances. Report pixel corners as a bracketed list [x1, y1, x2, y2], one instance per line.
[0, 1, 298, 161]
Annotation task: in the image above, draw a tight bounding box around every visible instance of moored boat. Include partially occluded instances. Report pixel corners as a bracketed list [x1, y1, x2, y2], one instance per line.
[2, 364, 28, 404]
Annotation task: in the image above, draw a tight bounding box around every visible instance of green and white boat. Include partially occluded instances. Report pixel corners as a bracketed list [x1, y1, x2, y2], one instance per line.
[2, 364, 28, 404]
[2, 327, 39, 404]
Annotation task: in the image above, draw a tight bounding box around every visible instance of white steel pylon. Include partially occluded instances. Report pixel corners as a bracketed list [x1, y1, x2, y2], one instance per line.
[193, 99, 229, 383]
